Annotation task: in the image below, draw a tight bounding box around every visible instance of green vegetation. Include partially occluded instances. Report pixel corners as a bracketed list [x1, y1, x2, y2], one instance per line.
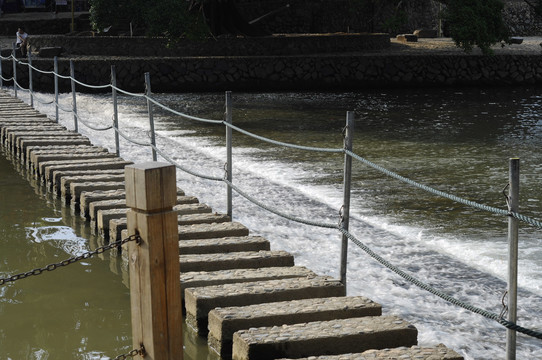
[89, 0, 542, 54]
[440, 0, 509, 55]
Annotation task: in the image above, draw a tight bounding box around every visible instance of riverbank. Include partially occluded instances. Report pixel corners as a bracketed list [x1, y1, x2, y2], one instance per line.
[1, 9, 542, 93]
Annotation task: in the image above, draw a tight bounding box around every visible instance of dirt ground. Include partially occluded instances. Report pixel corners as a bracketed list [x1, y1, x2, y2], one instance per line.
[388, 36, 542, 55]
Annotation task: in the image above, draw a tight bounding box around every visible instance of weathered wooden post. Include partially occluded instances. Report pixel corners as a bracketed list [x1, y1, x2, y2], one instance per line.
[125, 162, 183, 359]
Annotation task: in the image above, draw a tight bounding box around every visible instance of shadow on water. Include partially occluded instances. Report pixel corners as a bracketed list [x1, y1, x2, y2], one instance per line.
[0, 148, 218, 359]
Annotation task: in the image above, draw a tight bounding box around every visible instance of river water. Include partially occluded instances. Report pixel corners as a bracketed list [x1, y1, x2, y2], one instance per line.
[2, 86, 542, 359]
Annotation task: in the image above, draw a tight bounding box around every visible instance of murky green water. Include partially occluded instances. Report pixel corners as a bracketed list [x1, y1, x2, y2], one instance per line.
[0, 149, 213, 360]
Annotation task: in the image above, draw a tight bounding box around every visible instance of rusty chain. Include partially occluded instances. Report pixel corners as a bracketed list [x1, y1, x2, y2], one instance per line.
[114, 344, 146, 360]
[0, 234, 141, 286]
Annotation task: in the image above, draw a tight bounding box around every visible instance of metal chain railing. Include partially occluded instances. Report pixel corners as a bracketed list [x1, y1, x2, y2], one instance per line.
[339, 227, 542, 340]
[113, 344, 146, 360]
[0, 235, 140, 286]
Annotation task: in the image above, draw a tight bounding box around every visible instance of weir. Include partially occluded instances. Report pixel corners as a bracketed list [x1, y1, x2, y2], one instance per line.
[0, 94, 464, 359]
[1, 43, 541, 359]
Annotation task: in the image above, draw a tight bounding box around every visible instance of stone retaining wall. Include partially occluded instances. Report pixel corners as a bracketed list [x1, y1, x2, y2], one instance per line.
[3, 53, 542, 93]
[28, 33, 390, 57]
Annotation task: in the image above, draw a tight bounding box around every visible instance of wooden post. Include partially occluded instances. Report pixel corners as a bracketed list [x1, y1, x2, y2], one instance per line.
[125, 162, 183, 359]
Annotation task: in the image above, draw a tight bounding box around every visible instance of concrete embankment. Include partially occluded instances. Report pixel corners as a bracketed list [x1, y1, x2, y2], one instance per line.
[0, 91, 464, 359]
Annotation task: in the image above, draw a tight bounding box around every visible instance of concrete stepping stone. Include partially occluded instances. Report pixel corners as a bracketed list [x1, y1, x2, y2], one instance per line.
[33, 152, 119, 175]
[44, 159, 132, 186]
[58, 174, 126, 198]
[179, 250, 294, 273]
[18, 136, 92, 155]
[232, 316, 418, 360]
[181, 266, 315, 294]
[277, 344, 464, 360]
[8, 130, 79, 149]
[95, 203, 215, 238]
[28, 146, 111, 170]
[185, 276, 345, 335]
[25, 144, 101, 163]
[49, 168, 124, 194]
[179, 222, 249, 240]
[69, 181, 125, 207]
[179, 235, 270, 255]
[209, 296, 383, 359]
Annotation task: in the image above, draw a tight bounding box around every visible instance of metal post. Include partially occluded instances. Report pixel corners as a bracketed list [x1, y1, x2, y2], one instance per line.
[340, 111, 354, 289]
[506, 158, 519, 360]
[70, 60, 78, 132]
[225, 91, 233, 219]
[54, 56, 59, 123]
[28, 49, 33, 107]
[144, 72, 157, 161]
[12, 43, 17, 98]
[111, 65, 120, 157]
[0, 53, 3, 88]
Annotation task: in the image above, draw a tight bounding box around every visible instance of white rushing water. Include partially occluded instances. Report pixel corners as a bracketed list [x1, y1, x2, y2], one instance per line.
[15, 89, 542, 360]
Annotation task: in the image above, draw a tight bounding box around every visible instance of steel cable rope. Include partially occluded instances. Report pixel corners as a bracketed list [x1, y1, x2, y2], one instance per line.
[111, 84, 147, 98]
[224, 179, 338, 229]
[28, 89, 54, 105]
[70, 76, 111, 90]
[339, 227, 542, 340]
[227, 122, 345, 153]
[54, 100, 73, 113]
[151, 144, 223, 181]
[143, 94, 223, 124]
[73, 111, 113, 131]
[27, 62, 55, 75]
[113, 125, 154, 147]
[346, 150, 542, 229]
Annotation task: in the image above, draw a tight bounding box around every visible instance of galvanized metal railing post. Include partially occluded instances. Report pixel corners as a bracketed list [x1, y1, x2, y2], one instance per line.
[111, 65, 120, 157]
[340, 111, 354, 289]
[144, 72, 157, 161]
[225, 91, 233, 218]
[0, 52, 3, 88]
[12, 43, 17, 98]
[70, 60, 78, 132]
[506, 158, 519, 360]
[28, 49, 33, 107]
[54, 56, 59, 123]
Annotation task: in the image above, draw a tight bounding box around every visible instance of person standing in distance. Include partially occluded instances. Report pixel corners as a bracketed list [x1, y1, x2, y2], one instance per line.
[16, 27, 28, 56]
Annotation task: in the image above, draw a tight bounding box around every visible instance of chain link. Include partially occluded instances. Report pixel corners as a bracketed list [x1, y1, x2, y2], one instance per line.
[114, 344, 146, 360]
[0, 234, 141, 286]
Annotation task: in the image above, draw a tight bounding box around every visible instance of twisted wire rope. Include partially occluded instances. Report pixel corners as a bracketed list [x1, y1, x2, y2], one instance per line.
[346, 150, 542, 229]
[111, 84, 146, 98]
[339, 227, 542, 339]
[71, 76, 111, 89]
[113, 126, 153, 147]
[144, 94, 223, 124]
[224, 179, 338, 229]
[228, 122, 345, 153]
[27, 63, 56, 75]
[28, 89, 54, 105]
[151, 144, 223, 181]
[74, 111, 113, 131]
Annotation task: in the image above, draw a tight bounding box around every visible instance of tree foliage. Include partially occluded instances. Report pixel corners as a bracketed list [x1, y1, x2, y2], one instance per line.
[89, 0, 208, 40]
[441, 0, 509, 55]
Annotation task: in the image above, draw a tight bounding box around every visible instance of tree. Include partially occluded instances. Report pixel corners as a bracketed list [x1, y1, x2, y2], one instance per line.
[89, 0, 266, 41]
[440, 0, 510, 55]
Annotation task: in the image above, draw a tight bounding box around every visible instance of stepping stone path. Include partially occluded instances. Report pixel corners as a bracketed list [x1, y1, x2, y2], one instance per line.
[0, 91, 463, 359]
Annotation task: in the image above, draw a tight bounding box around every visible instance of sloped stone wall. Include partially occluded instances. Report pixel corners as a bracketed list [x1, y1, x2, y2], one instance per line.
[4, 53, 542, 94]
